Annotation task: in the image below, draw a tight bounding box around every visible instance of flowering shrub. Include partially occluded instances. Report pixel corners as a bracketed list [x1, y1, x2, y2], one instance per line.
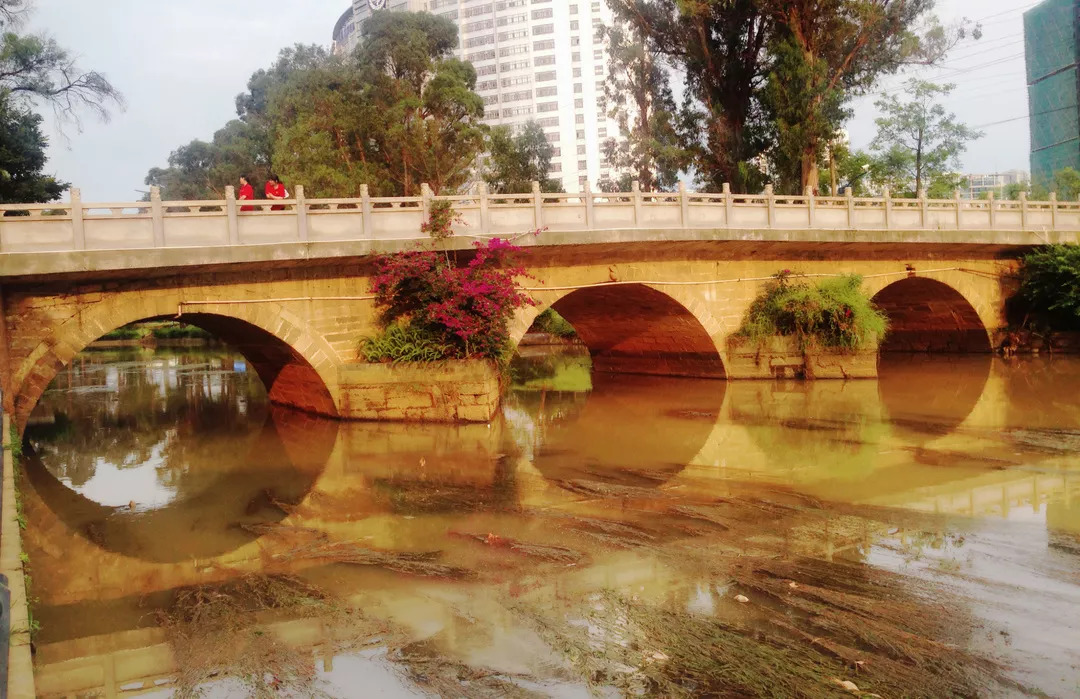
[736, 271, 888, 351]
[366, 236, 533, 361]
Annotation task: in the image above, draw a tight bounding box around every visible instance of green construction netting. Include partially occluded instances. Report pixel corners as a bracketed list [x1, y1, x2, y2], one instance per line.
[1026, 0, 1080, 181]
[1024, 0, 1077, 82]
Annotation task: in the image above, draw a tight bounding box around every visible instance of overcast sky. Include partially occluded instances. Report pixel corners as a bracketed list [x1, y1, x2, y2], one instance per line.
[32, 0, 1034, 201]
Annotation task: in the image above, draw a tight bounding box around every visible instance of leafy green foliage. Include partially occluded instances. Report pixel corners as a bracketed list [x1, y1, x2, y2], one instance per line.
[360, 322, 451, 363]
[0, 2, 120, 202]
[532, 308, 578, 338]
[870, 80, 981, 195]
[600, 15, 688, 192]
[737, 271, 888, 351]
[0, 93, 66, 202]
[483, 121, 560, 194]
[1017, 245, 1080, 331]
[145, 120, 270, 200]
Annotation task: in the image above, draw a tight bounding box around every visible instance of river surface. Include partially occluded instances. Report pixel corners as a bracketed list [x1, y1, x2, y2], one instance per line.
[18, 346, 1080, 698]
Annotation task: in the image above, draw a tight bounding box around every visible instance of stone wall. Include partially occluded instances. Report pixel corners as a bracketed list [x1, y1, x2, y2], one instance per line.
[337, 360, 501, 422]
[726, 336, 879, 380]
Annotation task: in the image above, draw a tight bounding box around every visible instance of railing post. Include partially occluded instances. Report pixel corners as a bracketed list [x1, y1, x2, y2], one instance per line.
[804, 185, 815, 228]
[477, 181, 490, 236]
[225, 185, 239, 245]
[631, 180, 642, 227]
[723, 182, 733, 226]
[360, 184, 373, 236]
[421, 183, 432, 220]
[954, 189, 963, 229]
[150, 186, 165, 247]
[295, 185, 308, 241]
[918, 188, 928, 228]
[845, 187, 854, 228]
[678, 181, 689, 228]
[584, 181, 595, 229]
[987, 191, 996, 229]
[764, 184, 775, 228]
[882, 187, 892, 230]
[70, 188, 85, 250]
[1050, 191, 1058, 230]
[1019, 191, 1028, 231]
[532, 180, 543, 229]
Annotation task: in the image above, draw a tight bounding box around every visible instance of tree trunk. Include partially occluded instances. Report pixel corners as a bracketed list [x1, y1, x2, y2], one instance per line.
[801, 149, 820, 193]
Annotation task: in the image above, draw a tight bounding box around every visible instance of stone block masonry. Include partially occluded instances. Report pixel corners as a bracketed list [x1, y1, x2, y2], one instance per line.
[726, 336, 878, 380]
[338, 360, 501, 423]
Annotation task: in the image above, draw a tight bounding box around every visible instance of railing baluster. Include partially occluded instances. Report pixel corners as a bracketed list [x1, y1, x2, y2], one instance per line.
[70, 188, 85, 250]
[225, 186, 239, 244]
[723, 183, 733, 226]
[678, 182, 688, 229]
[296, 185, 308, 241]
[764, 184, 775, 228]
[150, 186, 165, 247]
[361, 184, 373, 236]
[804, 185, 815, 229]
[585, 181, 595, 229]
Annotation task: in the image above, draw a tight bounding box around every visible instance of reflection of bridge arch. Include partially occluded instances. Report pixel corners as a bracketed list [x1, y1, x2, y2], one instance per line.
[878, 354, 992, 442]
[869, 276, 994, 353]
[13, 295, 342, 433]
[512, 283, 726, 379]
[23, 408, 336, 563]
[523, 373, 725, 488]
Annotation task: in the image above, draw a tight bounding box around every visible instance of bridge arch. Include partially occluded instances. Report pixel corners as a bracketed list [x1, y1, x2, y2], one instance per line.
[868, 276, 994, 353]
[512, 282, 726, 378]
[12, 292, 342, 434]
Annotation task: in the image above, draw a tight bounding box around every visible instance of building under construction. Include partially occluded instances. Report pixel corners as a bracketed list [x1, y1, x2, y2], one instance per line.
[1025, 0, 1080, 184]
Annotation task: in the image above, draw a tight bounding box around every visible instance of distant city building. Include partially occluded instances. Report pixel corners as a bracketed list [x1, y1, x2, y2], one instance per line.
[964, 170, 1031, 199]
[333, 0, 619, 192]
[1024, 0, 1080, 184]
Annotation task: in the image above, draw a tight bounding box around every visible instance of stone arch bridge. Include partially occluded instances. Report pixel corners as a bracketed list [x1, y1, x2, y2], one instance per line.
[2, 185, 1077, 434]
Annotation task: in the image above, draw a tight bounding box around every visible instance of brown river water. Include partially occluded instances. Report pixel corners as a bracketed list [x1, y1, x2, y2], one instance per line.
[17, 346, 1080, 698]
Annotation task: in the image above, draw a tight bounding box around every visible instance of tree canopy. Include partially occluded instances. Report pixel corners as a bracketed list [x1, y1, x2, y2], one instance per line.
[605, 0, 976, 193]
[0, 0, 121, 202]
[149, 12, 489, 199]
[483, 121, 560, 194]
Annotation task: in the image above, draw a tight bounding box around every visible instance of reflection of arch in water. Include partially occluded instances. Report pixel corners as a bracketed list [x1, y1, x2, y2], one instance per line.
[14, 303, 340, 434]
[878, 354, 991, 441]
[527, 373, 725, 488]
[871, 277, 992, 353]
[517, 283, 726, 379]
[22, 407, 336, 563]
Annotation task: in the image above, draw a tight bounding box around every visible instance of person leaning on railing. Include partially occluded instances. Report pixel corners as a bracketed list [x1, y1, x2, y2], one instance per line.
[238, 175, 255, 212]
[265, 174, 289, 211]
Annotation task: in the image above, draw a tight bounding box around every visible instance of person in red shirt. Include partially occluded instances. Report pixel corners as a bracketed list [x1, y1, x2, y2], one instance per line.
[265, 174, 289, 211]
[237, 175, 255, 212]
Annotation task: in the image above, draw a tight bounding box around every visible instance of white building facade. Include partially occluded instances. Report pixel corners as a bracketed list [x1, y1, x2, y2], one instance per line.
[333, 0, 618, 192]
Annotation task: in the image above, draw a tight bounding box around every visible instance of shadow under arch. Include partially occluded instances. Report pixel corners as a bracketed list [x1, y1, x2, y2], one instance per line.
[545, 283, 726, 379]
[521, 373, 726, 488]
[872, 277, 992, 353]
[22, 406, 338, 563]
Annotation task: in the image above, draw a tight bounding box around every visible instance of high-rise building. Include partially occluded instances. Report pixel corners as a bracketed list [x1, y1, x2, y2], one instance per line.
[1024, 0, 1080, 184]
[333, 0, 618, 192]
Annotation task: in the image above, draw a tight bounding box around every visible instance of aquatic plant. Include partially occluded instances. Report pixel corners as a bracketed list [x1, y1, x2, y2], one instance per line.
[736, 271, 888, 351]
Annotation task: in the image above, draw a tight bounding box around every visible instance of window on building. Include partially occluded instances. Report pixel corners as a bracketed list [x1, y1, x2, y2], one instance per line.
[464, 19, 494, 33]
[534, 54, 555, 66]
[499, 29, 528, 41]
[536, 70, 557, 81]
[536, 85, 558, 97]
[577, 145, 586, 155]
[468, 49, 497, 62]
[477, 79, 498, 91]
[497, 13, 527, 26]
[499, 44, 528, 56]
[502, 75, 531, 87]
[533, 39, 555, 51]
[464, 34, 495, 48]
[537, 101, 559, 112]
[533, 23, 554, 35]
[574, 98, 583, 108]
[464, 3, 494, 17]
[537, 117, 560, 127]
[573, 67, 581, 77]
[531, 8, 552, 19]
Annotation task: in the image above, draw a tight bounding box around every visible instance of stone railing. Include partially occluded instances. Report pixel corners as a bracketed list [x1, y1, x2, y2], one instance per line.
[1, 181, 1078, 254]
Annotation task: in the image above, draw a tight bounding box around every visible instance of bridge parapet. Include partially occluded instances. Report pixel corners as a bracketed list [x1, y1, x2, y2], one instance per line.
[1, 183, 1078, 255]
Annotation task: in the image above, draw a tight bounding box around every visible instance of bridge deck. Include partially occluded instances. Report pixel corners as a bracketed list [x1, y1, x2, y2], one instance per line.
[1, 186, 1077, 278]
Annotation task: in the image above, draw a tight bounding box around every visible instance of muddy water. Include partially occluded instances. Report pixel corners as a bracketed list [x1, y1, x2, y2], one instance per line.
[19, 347, 1080, 698]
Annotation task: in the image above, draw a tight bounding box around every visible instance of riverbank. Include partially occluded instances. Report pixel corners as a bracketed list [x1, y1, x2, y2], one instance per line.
[1, 413, 35, 699]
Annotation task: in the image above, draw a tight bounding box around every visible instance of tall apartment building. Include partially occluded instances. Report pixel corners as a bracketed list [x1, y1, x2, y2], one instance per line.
[333, 0, 618, 192]
[1024, 0, 1080, 184]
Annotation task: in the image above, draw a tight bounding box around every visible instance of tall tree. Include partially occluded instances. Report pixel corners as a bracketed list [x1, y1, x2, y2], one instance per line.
[600, 10, 688, 192]
[607, 0, 772, 193]
[270, 11, 485, 196]
[0, 93, 66, 202]
[0, 0, 120, 202]
[870, 80, 981, 195]
[760, 0, 960, 192]
[483, 121, 560, 194]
